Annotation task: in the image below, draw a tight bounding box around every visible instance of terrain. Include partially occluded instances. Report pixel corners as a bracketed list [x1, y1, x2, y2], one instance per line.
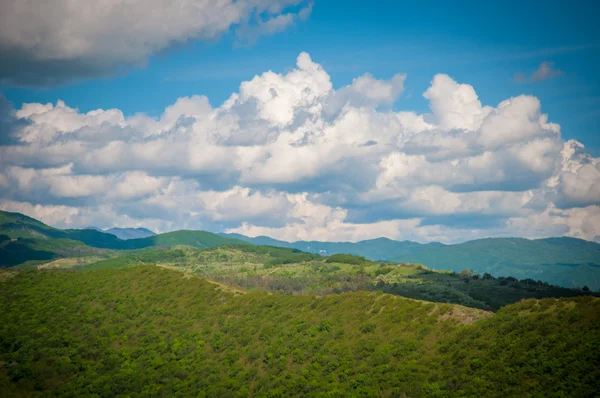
[78, 245, 592, 311]
[3, 210, 599, 291]
[222, 233, 600, 290]
[1, 210, 599, 396]
[1, 266, 598, 397]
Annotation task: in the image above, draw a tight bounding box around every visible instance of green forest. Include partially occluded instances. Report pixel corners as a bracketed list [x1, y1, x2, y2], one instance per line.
[1, 266, 598, 397]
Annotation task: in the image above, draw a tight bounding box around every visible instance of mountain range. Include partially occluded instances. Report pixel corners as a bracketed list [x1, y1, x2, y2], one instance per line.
[221, 233, 600, 289]
[83, 226, 156, 240]
[1, 210, 599, 290]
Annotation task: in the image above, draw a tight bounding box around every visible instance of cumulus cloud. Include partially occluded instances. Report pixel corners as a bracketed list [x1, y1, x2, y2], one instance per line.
[0, 52, 599, 243]
[513, 61, 563, 83]
[0, 0, 311, 86]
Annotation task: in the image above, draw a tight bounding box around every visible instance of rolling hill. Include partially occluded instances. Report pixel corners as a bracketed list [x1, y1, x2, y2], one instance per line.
[0, 210, 245, 250]
[221, 233, 600, 290]
[0, 211, 246, 267]
[76, 244, 593, 311]
[3, 210, 600, 290]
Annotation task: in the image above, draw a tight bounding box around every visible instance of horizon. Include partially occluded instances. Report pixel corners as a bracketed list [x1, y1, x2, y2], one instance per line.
[1, 1, 599, 244]
[6, 208, 594, 246]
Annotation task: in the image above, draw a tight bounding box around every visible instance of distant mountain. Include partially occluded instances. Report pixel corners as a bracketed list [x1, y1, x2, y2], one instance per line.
[105, 227, 155, 240]
[220, 233, 600, 290]
[0, 211, 247, 262]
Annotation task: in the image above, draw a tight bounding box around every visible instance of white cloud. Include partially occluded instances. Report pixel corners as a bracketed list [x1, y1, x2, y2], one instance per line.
[0, 0, 311, 85]
[0, 52, 599, 243]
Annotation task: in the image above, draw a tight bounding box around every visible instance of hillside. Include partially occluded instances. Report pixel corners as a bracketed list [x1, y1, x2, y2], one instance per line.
[222, 233, 600, 290]
[0, 266, 597, 397]
[0, 211, 246, 266]
[3, 208, 600, 292]
[78, 245, 593, 311]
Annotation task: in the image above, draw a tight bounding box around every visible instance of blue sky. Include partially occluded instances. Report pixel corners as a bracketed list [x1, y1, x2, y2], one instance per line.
[4, 1, 599, 152]
[0, 0, 599, 243]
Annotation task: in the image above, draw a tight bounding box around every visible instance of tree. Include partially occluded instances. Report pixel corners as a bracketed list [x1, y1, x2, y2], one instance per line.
[459, 269, 474, 278]
[482, 272, 494, 280]
[582, 285, 590, 292]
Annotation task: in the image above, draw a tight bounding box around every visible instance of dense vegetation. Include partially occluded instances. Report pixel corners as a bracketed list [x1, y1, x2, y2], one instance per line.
[2, 210, 598, 396]
[76, 246, 594, 311]
[1, 266, 598, 397]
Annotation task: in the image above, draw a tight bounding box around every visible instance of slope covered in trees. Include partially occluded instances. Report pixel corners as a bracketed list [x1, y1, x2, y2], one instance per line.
[77, 245, 593, 311]
[1, 266, 598, 397]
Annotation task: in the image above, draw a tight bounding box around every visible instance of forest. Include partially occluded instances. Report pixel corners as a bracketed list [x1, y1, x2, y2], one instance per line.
[1, 266, 598, 397]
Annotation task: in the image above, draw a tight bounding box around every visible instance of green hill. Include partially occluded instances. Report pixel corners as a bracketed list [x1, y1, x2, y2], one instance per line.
[0, 211, 246, 267]
[123, 230, 246, 250]
[0, 266, 597, 397]
[222, 233, 600, 290]
[4, 209, 600, 291]
[78, 245, 593, 311]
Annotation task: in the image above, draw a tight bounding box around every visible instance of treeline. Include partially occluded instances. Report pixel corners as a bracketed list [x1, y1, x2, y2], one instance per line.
[376, 268, 594, 311]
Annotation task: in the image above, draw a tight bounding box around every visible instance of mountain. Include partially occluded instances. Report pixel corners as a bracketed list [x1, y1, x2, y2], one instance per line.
[0, 211, 247, 267]
[1, 265, 598, 396]
[221, 233, 600, 290]
[104, 227, 155, 240]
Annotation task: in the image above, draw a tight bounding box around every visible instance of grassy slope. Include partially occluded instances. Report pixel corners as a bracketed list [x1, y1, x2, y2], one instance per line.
[0, 266, 597, 397]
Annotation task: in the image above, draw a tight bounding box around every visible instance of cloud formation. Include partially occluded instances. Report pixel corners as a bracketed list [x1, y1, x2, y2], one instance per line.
[513, 61, 563, 83]
[0, 53, 599, 243]
[0, 0, 311, 86]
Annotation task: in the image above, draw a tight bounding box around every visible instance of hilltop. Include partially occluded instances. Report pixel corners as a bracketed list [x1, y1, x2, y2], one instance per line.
[0, 211, 245, 267]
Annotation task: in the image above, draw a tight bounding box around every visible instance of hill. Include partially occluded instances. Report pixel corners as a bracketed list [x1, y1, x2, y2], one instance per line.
[3, 209, 599, 291]
[221, 233, 600, 290]
[105, 227, 155, 240]
[77, 245, 593, 311]
[0, 266, 597, 396]
[0, 211, 246, 266]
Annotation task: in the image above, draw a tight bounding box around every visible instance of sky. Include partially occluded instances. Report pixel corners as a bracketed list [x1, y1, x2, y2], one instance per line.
[0, 0, 599, 243]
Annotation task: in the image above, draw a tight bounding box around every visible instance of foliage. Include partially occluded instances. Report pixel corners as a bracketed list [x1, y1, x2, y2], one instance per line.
[223, 232, 600, 290]
[325, 253, 369, 265]
[4, 209, 600, 290]
[0, 266, 597, 397]
[73, 245, 597, 311]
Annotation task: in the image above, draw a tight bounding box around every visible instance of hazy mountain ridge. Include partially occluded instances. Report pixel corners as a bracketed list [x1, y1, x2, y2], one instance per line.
[103, 227, 156, 240]
[221, 233, 600, 290]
